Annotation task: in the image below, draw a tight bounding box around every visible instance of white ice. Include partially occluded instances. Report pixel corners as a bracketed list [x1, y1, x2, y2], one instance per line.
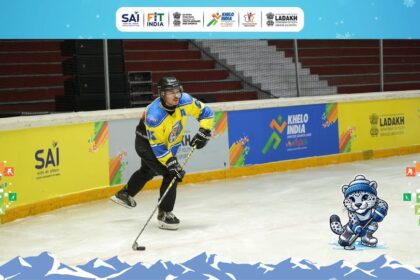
[1, 153, 419, 267]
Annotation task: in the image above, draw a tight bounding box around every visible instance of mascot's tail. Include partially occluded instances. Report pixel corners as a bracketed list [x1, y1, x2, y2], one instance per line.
[330, 214, 345, 235]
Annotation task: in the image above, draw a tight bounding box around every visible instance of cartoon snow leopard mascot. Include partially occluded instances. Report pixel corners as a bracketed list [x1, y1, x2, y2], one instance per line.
[330, 175, 388, 248]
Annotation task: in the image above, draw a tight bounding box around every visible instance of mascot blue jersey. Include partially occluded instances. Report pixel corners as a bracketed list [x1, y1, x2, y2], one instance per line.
[144, 93, 214, 166]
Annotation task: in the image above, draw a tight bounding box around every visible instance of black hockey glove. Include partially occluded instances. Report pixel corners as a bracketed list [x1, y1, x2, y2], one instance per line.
[166, 157, 185, 182]
[190, 128, 211, 149]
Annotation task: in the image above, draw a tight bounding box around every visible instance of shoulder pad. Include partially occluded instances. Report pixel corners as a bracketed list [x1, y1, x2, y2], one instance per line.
[145, 100, 166, 127]
[179, 92, 193, 106]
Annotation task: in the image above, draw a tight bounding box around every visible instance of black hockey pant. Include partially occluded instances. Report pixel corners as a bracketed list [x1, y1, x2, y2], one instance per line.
[125, 135, 178, 212]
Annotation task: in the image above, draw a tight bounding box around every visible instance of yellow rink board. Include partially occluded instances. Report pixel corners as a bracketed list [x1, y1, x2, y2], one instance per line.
[0, 122, 109, 210]
[338, 98, 420, 152]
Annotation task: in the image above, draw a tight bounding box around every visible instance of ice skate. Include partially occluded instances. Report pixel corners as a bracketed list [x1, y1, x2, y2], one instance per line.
[111, 188, 137, 208]
[361, 232, 378, 247]
[157, 208, 180, 230]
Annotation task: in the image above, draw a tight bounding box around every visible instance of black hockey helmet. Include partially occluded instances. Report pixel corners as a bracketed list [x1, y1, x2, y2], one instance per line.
[157, 77, 183, 98]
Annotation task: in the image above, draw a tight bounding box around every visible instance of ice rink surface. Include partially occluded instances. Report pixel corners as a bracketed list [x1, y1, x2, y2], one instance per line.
[1, 153, 419, 267]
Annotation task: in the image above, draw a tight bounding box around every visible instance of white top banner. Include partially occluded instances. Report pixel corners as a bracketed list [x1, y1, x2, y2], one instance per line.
[116, 7, 304, 32]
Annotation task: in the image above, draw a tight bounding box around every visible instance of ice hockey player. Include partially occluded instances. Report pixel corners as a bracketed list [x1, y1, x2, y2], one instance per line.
[111, 77, 214, 230]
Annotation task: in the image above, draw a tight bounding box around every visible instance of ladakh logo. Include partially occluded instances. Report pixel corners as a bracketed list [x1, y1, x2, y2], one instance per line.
[380, 114, 404, 126]
[370, 113, 405, 137]
[207, 13, 221, 26]
[369, 113, 379, 137]
[262, 115, 287, 155]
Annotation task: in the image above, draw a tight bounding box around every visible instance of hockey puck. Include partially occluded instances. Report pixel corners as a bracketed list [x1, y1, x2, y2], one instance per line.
[132, 242, 146, 251]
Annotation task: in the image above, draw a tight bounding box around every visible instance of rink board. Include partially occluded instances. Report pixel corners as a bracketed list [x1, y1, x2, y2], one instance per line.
[338, 98, 420, 153]
[0, 122, 109, 209]
[226, 103, 339, 166]
[1, 93, 420, 222]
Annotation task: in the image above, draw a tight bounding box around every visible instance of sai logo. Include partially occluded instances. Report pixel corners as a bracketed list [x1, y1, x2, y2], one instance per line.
[262, 115, 287, 155]
[116, 7, 143, 31]
[35, 141, 60, 169]
[122, 11, 140, 25]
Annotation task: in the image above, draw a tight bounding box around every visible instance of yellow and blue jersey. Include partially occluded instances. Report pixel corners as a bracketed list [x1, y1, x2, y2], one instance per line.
[144, 93, 214, 166]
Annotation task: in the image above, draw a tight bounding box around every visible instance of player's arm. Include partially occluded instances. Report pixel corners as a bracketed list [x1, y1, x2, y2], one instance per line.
[183, 93, 214, 149]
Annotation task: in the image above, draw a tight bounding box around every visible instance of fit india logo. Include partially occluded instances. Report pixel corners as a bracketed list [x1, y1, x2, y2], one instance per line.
[369, 113, 379, 137]
[147, 12, 165, 27]
[262, 115, 287, 155]
[207, 12, 221, 26]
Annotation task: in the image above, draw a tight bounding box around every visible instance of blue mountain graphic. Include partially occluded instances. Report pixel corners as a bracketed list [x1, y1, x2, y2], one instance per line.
[104, 256, 131, 272]
[77, 257, 120, 278]
[357, 255, 420, 280]
[0, 252, 55, 280]
[1, 252, 420, 280]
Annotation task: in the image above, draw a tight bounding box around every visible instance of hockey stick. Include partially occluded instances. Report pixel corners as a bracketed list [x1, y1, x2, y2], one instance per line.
[344, 218, 374, 250]
[132, 146, 196, 251]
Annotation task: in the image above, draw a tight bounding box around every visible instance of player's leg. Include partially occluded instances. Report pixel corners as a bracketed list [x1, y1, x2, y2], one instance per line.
[111, 136, 159, 208]
[157, 175, 180, 230]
